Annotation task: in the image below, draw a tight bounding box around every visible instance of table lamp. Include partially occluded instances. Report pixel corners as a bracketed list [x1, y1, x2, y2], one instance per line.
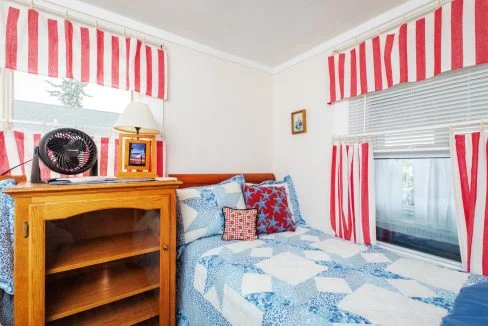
[114, 101, 159, 178]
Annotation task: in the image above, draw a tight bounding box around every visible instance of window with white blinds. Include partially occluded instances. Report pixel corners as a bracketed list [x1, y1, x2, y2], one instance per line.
[349, 64, 488, 153]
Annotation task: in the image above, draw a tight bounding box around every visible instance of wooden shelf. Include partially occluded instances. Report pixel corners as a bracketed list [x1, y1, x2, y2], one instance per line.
[49, 292, 159, 326]
[47, 231, 160, 274]
[46, 263, 159, 322]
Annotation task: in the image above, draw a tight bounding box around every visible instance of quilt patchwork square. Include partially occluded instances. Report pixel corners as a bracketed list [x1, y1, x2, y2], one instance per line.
[177, 175, 246, 245]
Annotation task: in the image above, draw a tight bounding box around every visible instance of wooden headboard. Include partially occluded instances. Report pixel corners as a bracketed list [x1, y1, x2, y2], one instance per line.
[0, 175, 27, 184]
[169, 173, 275, 188]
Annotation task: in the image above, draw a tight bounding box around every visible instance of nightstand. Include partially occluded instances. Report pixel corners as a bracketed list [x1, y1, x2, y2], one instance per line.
[5, 180, 181, 325]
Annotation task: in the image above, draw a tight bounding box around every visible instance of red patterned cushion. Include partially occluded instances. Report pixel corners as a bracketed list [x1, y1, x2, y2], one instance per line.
[243, 185, 295, 234]
[222, 207, 258, 241]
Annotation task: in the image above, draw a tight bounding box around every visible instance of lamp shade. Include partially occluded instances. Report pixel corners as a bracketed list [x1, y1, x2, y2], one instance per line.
[113, 101, 159, 134]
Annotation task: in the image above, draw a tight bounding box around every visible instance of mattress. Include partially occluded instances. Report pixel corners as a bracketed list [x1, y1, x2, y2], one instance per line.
[176, 225, 487, 326]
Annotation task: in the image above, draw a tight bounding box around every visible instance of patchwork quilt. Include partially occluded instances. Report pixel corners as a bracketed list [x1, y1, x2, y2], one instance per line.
[177, 225, 487, 326]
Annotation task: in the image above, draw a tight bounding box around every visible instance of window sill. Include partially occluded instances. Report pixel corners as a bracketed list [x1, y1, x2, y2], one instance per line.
[377, 241, 463, 271]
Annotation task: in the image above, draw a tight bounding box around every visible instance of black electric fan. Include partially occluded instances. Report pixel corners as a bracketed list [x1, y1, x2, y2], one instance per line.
[31, 128, 98, 183]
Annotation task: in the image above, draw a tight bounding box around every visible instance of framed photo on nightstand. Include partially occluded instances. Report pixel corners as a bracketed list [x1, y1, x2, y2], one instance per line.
[118, 133, 158, 178]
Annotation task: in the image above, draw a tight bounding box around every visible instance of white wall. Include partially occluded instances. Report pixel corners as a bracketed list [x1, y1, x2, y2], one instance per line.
[163, 43, 273, 173]
[272, 54, 348, 233]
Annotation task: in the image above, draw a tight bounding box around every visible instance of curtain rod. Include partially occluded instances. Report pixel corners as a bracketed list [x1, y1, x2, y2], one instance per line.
[333, 0, 451, 54]
[8, 0, 165, 49]
[333, 118, 488, 141]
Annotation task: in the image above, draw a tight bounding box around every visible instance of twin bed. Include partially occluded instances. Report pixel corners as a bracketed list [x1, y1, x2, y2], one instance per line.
[1, 173, 487, 325]
[173, 174, 488, 326]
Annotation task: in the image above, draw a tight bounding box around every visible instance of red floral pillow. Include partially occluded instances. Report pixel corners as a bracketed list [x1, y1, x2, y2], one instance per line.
[222, 207, 258, 241]
[243, 185, 295, 234]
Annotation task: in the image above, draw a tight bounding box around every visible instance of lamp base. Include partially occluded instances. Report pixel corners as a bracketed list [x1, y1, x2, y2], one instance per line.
[117, 171, 158, 179]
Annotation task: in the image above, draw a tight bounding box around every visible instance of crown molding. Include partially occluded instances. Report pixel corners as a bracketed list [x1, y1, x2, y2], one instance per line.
[18, 0, 434, 75]
[271, 0, 432, 74]
[28, 0, 274, 73]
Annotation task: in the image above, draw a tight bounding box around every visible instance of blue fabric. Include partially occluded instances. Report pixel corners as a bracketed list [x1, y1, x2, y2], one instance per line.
[0, 291, 13, 326]
[0, 179, 15, 295]
[261, 175, 305, 224]
[177, 175, 246, 246]
[177, 225, 487, 326]
[442, 281, 488, 326]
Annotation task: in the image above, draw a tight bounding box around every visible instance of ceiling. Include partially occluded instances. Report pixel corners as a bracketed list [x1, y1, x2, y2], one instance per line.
[78, 0, 408, 68]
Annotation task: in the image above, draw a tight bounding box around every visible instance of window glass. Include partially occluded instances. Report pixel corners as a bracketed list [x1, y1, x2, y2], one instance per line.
[375, 158, 461, 261]
[13, 71, 131, 135]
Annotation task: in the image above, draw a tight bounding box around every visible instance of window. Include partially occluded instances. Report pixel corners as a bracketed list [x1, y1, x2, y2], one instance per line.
[349, 63, 488, 261]
[349, 64, 488, 152]
[375, 158, 460, 261]
[11, 71, 131, 135]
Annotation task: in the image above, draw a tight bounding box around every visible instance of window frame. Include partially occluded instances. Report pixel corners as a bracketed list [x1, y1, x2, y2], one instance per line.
[0, 68, 164, 136]
[344, 65, 488, 264]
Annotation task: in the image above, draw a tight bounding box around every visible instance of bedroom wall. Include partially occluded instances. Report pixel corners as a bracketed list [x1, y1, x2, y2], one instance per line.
[272, 54, 348, 233]
[162, 43, 273, 173]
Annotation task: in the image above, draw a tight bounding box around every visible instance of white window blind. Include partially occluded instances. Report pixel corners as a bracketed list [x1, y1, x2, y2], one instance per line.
[349, 64, 488, 153]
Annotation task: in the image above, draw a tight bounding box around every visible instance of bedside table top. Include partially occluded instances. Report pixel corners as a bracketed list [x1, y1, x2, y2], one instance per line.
[4, 179, 182, 197]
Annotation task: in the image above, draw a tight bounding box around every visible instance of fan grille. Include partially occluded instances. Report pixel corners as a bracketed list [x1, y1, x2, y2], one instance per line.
[38, 128, 97, 175]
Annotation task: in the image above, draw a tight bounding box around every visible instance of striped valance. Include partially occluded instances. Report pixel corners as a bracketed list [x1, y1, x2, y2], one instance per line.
[327, 0, 488, 104]
[0, 2, 167, 100]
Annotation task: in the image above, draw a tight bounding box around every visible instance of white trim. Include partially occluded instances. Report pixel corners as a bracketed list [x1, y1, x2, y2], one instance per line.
[0, 69, 14, 129]
[10, 0, 274, 73]
[271, 0, 441, 74]
[377, 241, 463, 271]
[12, 0, 445, 75]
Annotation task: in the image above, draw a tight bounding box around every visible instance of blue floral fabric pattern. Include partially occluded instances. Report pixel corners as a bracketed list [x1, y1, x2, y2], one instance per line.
[0, 179, 15, 295]
[177, 175, 246, 246]
[0, 291, 13, 326]
[177, 225, 488, 326]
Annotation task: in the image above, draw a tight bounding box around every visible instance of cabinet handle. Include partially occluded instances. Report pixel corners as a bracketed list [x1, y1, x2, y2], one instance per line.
[23, 222, 29, 238]
[162, 244, 169, 251]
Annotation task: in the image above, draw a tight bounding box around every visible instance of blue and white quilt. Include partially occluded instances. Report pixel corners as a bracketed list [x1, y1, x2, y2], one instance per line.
[177, 225, 487, 326]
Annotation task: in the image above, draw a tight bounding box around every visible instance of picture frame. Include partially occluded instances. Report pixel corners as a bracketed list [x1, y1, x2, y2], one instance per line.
[291, 109, 307, 134]
[124, 139, 151, 171]
[118, 133, 158, 178]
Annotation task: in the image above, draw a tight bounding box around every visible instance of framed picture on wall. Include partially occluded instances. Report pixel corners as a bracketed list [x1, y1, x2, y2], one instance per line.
[291, 109, 307, 134]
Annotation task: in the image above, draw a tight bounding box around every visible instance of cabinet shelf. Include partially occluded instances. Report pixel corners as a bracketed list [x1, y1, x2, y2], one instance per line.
[47, 230, 160, 274]
[49, 291, 159, 326]
[46, 263, 160, 322]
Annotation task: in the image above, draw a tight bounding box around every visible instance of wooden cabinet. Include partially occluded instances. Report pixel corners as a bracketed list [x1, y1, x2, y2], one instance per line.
[5, 180, 181, 326]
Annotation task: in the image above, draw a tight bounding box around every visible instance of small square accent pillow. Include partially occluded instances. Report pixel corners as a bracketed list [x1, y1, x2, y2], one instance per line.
[243, 184, 295, 234]
[222, 207, 258, 241]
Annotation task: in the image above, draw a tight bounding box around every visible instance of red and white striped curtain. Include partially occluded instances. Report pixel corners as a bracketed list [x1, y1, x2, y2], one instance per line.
[0, 2, 167, 99]
[327, 0, 488, 104]
[330, 142, 376, 245]
[0, 130, 167, 180]
[451, 131, 488, 276]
